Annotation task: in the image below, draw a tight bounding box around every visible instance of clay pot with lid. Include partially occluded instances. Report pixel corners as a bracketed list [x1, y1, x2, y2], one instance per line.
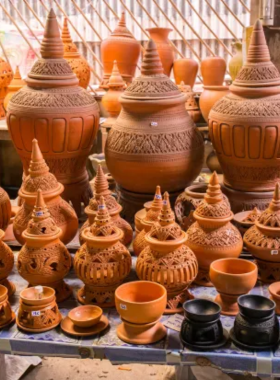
[7, 9, 99, 215]
[74, 196, 132, 307]
[200, 56, 226, 86]
[0, 230, 15, 297]
[178, 82, 201, 123]
[0, 285, 14, 329]
[0, 57, 13, 119]
[174, 59, 198, 88]
[136, 192, 198, 314]
[17, 190, 72, 302]
[13, 139, 78, 245]
[0, 187, 12, 232]
[4, 66, 25, 110]
[186, 172, 243, 286]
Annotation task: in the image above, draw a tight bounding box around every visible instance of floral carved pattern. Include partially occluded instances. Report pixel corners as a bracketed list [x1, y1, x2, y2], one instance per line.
[125, 78, 178, 95]
[30, 60, 73, 76]
[236, 65, 280, 81]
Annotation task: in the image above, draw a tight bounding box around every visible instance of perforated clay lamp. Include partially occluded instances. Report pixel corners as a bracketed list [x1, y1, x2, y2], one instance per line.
[0, 229, 15, 297]
[13, 139, 78, 245]
[80, 165, 133, 247]
[4, 66, 25, 110]
[136, 192, 198, 314]
[74, 196, 132, 306]
[17, 190, 72, 302]
[187, 172, 243, 286]
[0, 57, 13, 119]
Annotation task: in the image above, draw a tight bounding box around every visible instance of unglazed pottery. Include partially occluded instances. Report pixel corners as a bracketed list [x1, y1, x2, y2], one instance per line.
[136, 192, 198, 314]
[0, 285, 14, 329]
[200, 85, 229, 123]
[229, 42, 243, 81]
[178, 82, 201, 123]
[74, 196, 131, 307]
[200, 56, 226, 86]
[80, 165, 133, 247]
[0, 230, 15, 297]
[0, 57, 13, 119]
[7, 9, 99, 214]
[210, 258, 257, 315]
[100, 12, 141, 88]
[173, 59, 198, 88]
[206, 150, 223, 174]
[3, 66, 25, 110]
[269, 282, 280, 315]
[60, 314, 109, 337]
[134, 200, 153, 234]
[105, 39, 204, 195]
[233, 208, 261, 236]
[115, 281, 167, 344]
[187, 172, 243, 286]
[68, 305, 102, 328]
[61, 17, 90, 89]
[17, 190, 72, 302]
[209, 20, 280, 192]
[0, 187, 11, 232]
[17, 286, 61, 332]
[13, 139, 78, 245]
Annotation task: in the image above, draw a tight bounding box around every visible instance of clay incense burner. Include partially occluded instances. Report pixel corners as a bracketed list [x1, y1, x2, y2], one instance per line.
[74, 196, 132, 307]
[0, 230, 15, 297]
[269, 282, 280, 315]
[173, 58, 198, 88]
[14, 139, 78, 245]
[0, 186, 12, 232]
[115, 281, 167, 345]
[136, 192, 198, 314]
[233, 208, 261, 237]
[0, 57, 13, 119]
[17, 190, 72, 303]
[3, 66, 25, 111]
[187, 172, 243, 286]
[178, 82, 201, 123]
[0, 285, 14, 329]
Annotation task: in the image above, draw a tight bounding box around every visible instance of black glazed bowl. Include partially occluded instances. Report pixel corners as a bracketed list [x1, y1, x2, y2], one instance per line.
[238, 295, 275, 319]
[183, 299, 221, 323]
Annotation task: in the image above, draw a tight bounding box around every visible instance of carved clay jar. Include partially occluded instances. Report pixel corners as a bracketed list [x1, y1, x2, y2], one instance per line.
[229, 42, 243, 81]
[13, 139, 78, 245]
[80, 165, 133, 247]
[186, 172, 243, 287]
[17, 190, 72, 302]
[209, 20, 280, 192]
[7, 9, 99, 214]
[200, 56, 226, 86]
[136, 192, 198, 314]
[200, 85, 229, 123]
[0, 57, 13, 119]
[0, 187, 12, 232]
[61, 18, 90, 89]
[178, 82, 201, 123]
[0, 230, 15, 297]
[4, 66, 25, 110]
[173, 59, 198, 88]
[75, 196, 132, 307]
[133, 186, 163, 256]
[146, 28, 174, 77]
[233, 208, 261, 236]
[0, 285, 13, 328]
[100, 12, 141, 89]
[105, 39, 204, 195]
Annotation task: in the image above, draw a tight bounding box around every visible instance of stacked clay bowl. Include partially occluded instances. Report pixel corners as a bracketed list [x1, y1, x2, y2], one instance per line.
[268, 282, 280, 315]
[0, 285, 15, 329]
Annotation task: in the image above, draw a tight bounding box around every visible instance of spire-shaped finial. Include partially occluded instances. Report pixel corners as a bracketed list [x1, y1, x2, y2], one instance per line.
[14, 66, 22, 80]
[141, 39, 164, 76]
[159, 192, 175, 226]
[269, 183, 280, 212]
[61, 18, 72, 44]
[94, 165, 111, 197]
[32, 190, 51, 221]
[90, 196, 115, 236]
[108, 60, 125, 89]
[205, 172, 223, 204]
[29, 139, 50, 177]
[247, 19, 270, 63]
[40, 8, 64, 59]
[118, 12, 126, 27]
[151, 186, 162, 209]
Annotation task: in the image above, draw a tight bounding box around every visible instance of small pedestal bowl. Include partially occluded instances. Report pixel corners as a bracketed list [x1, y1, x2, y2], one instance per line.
[68, 305, 102, 328]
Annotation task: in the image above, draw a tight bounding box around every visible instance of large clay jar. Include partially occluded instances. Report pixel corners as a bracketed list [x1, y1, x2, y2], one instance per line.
[105, 39, 204, 195]
[74, 197, 132, 306]
[0, 285, 14, 328]
[6, 9, 99, 214]
[178, 82, 201, 123]
[100, 12, 141, 89]
[3, 66, 25, 111]
[200, 85, 229, 123]
[0, 230, 15, 297]
[0, 187, 12, 232]
[0, 57, 13, 119]
[13, 139, 78, 245]
[146, 28, 174, 77]
[136, 192, 198, 314]
[200, 56, 226, 86]
[173, 59, 198, 88]
[17, 190, 72, 302]
[61, 18, 91, 89]
[80, 165, 133, 247]
[229, 42, 243, 81]
[186, 172, 243, 286]
[209, 20, 280, 192]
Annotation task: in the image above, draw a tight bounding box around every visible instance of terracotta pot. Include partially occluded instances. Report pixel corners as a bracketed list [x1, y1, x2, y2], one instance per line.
[229, 42, 243, 81]
[0, 58, 13, 119]
[7, 9, 99, 215]
[105, 39, 204, 195]
[0, 230, 15, 297]
[0, 285, 13, 328]
[115, 281, 167, 344]
[269, 282, 280, 315]
[174, 59, 198, 88]
[178, 82, 201, 123]
[0, 186, 12, 232]
[68, 305, 102, 328]
[209, 20, 280, 192]
[61, 18, 90, 89]
[233, 208, 261, 237]
[74, 196, 132, 307]
[187, 172, 243, 286]
[134, 200, 152, 234]
[3, 66, 25, 111]
[100, 12, 141, 89]
[13, 139, 78, 245]
[17, 190, 72, 302]
[200, 85, 229, 123]
[136, 192, 198, 314]
[210, 258, 257, 315]
[200, 56, 226, 86]
[146, 28, 174, 77]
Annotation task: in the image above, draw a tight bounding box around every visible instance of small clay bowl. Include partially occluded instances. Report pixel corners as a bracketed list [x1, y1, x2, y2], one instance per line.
[68, 305, 103, 328]
[268, 282, 280, 315]
[183, 299, 221, 323]
[20, 286, 55, 306]
[0, 284, 8, 303]
[238, 295, 275, 319]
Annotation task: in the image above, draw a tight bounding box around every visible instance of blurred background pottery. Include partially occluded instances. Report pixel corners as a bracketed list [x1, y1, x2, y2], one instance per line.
[3, 66, 25, 111]
[233, 208, 261, 236]
[0, 57, 13, 119]
[200, 85, 229, 123]
[229, 41, 243, 81]
[200, 56, 226, 86]
[268, 282, 280, 315]
[0, 230, 15, 297]
[178, 82, 201, 123]
[0, 284, 14, 329]
[206, 150, 223, 174]
[0, 187, 11, 232]
[173, 58, 198, 88]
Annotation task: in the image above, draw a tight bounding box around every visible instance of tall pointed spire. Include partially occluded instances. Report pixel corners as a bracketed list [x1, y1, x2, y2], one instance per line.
[90, 196, 116, 237]
[94, 165, 111, 197]
[269, 183, 280, 213]
[31, 190, 50, 221]
[111, 11, 133, 38]
[158, 192, 175, 226]
[205, 172, 223, 204]
[29, 139, 49, 177]
[143, 186, 163, 223]
[108, 61, 125, 89]
[118, 12, 126, 27]
[141, 39, 164, 76]
[61, 18, 72, 44]
[247, 20, 270, 63]
[40, 8, 64, 59]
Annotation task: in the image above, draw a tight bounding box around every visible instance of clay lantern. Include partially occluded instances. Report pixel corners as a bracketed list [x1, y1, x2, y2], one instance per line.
[6, 9, 99, 215]
[80, 165, 133, 247]
[186, 172, 243, 286]
[74, 196, 132, 306]
[0, 187, 12, 232]
[178, 82, 201, 123]
[61, 18, 90, 89]
[0, 229, 15, 297]
[0, 57, 13, 119]
[13, 139, 78, 245]
[100, 12, 141, 89]
[4, 66, 25, 110]
[136, 192, 198, 314]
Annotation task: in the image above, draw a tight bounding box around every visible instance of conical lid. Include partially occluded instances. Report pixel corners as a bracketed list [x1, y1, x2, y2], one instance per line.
[143, 186, 163, 225]
[7, 66, 25, 91]
[61, 18, 80, 58]
[108, 61, 125, 90]
[256, 183, 280, 230]
[111, 12, 134, 39]
[242, 207, 261, 223]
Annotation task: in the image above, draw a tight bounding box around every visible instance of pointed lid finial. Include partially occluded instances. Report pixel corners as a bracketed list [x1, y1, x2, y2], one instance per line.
[31, 189, 50, 221]
[111, 11, 133, 38]
[29, 139, 49, 177]
[247, 20, 270, 63]
[14, 66, 22, 80]
[108, 61, 126, 89]
[94, 165, 111, 197]
[255, 183, 280, 229]
[141, 39, 164, 76]
[205, 172, 223, 205]
[269, 183, 280, 213]
[158, 192, 175, 226]
[143, 185, 163, 223]
[118, 11, 126, 27]
[40, 8, 64, 59]
[89, 196, 117, 237]
[62, 18, 72, 44]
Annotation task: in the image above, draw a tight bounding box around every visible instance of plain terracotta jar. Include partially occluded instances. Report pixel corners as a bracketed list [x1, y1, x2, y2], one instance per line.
[200, 56, 226, 86]
[13, 139, 78, 245]
[0, 285, 14, 328]
[200, 85, 229, 123]
[3, 66, 25, 110]
[0, 187, 12, 232]
[178, 82, 201, 123]
[0, 230, 15, 297]
[146, 28, 174, 77]
[7, 9, 99, 214]
[229, 42, 243, 81]
[17, 190, 72, 302]
[187, 172, 243, 286]
[0, 57, 13, 119]
[100, 12, 141, 88]
[174, 59, 198, 88]
[210, 258, 258, 315]
[269, 282, 280, 315]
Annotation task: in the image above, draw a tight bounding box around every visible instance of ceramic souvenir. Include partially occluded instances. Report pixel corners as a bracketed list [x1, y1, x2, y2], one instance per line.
[200, 56, 226, 86]
[0, 285, 15, 329]
[178, 82, 201, 123]
[229, 42, 243, 81]
[233, 208, 261, 236]
[0, 187, 12, 232]
[68, 305, 102, 328]
[268, 282, 280, 315]
[61, 313, 109, 337]
[3, 66, 25, 110]
[0, 230, 15, 297]
[173, 59, 198, 88]
[0, 57, 13, 119]
[134, 200, 153, 234]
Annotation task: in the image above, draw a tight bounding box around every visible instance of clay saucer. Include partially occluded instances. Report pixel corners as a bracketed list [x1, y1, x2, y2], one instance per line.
[180, 329, 229, 351]
[117, 319, 166, 345]
[60, 314, 109, 337]
[0, 311, 16, 330]
[230, 328, 280, 351]
[16, 313, 62, 333]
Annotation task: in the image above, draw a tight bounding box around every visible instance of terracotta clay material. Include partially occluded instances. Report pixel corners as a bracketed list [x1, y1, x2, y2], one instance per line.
[229, 42, 243, 81]
[0, 229, 15, 297]
[17, 190, 72, 302]
[0, 58, 13, 119]
[134, 200, 153, 234]
[3, 66, 25, 111]
[0, 187, 12, 232]
[200, 56, 226, 86]
[233, 208, 261, 237]
[0, 284, 14, 328]
[269, 282, 280, 315]
[200, 85, 229, 123]
[187, 172, 243, 287]
[174, 59, 198, 88]
[60, 314, 109, 337]
[115, 281, 167, 345]
[7, 9, 99, 214]
[178, 82, 201, 123]
[206, 150, 223, 174]
[68, 305, 102, 328]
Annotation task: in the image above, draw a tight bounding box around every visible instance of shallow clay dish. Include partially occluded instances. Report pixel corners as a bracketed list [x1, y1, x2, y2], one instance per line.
[60, 315, 109, 337]
[238, 294, 275, 319]
[20, 286, 55, 307]
[68, 305, 102, 328]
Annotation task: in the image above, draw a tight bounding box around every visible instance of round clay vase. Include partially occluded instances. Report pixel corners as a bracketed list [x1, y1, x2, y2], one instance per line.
[115, 281, 167, 344]
[6, 9, 99, 215]
[229, 42, 243, 81]
[210, 258, 258, 316]
[233, 208, 261, 237]
[200, 56, 226, 86]
[0, 187, 12, 232]
[0, 57, 13, 119]
[173, 59, 198, 88]
[209, 20, 280, 192]
[0, 285, 13, 328]
[146, 28, 174, 77]
[0, 230, 15, 297]
[200, 85, 229, 123]
[3, 66, 25, 111]
[178, 82, 201, 123]
[269, 282, 280, 315]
